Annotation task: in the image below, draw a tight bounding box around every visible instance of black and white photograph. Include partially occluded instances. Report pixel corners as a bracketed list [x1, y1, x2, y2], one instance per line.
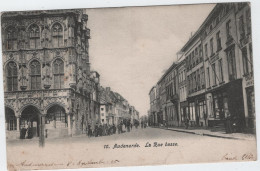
[0, 1, 259, 171]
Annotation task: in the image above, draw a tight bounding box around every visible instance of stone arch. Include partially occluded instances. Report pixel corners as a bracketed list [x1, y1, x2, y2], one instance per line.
[20, 104, 41, 138]
[45, 104, 67, 130]
[18, 103, 42, 116]
[26, 23, 41, 33]
[50, 21, 65, 32]
[51, 57, 65, 65]
[44, 102, 67, 114]
[5, 106, 17, 131]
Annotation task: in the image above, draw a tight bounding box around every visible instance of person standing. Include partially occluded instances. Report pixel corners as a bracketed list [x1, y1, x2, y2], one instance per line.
[87, 124, 92, 137]
[225, 110, 232, 134]
[203, 111, 208, 127]
[94, 123, 99, 137]
[185, 116, 189, 129]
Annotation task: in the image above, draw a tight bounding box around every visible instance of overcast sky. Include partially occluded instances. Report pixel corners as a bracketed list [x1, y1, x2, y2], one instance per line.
[85, 4, 215, 116]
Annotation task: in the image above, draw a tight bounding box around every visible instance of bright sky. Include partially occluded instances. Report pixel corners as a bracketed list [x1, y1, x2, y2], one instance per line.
[85, 4, 215, 116]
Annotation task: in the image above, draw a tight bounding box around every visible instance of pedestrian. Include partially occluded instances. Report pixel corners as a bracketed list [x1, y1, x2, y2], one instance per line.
[94, 123, 99, 137]
[130, 123, 133, 130]
[87, 124, 92, 137]
[120, 121, 123, 133]
[113, 124, 116, 134]
[225, 110, 232, 134]
[98, 124, 103, 136]
[203, 111, 207, 127]
[185, 116, 189, 129]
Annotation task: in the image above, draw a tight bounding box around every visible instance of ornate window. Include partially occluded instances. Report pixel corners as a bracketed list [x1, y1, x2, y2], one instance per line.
[5, 26, 17, 50]
[52, 23, 63, 47]
[28, 24, 40, 49]
[6, 62, 18, 91]
[30, 60, 41, 90]
[53, 59, 64, 89]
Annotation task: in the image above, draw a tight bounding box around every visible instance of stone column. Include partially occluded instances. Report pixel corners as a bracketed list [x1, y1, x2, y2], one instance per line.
[67, 113, 72, 137]
[39, 114, 46, 148]
[16, 116, 20, 131]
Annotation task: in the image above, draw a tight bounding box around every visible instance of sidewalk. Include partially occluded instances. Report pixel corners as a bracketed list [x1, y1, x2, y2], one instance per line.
[154, 126, 256, 141]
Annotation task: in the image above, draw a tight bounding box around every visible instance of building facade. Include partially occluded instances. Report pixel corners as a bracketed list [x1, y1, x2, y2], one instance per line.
[149, 86, 158, 126]
[2, 9, 101, 139]
[149, 2, 254, 132]
[181, 34, 206, 127]
[177, 53, 188, 126]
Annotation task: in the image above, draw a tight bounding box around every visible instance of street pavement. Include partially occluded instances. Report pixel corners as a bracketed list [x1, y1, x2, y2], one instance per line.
[6, 127, 257, 170]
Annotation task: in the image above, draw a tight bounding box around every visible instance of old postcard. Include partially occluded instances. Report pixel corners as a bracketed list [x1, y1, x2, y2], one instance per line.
[1, 2, 257, 171]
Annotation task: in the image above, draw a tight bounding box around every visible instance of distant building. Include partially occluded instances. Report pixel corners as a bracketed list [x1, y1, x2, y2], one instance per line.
[149, 86, 158, 126]
[99, 87, 139, 126]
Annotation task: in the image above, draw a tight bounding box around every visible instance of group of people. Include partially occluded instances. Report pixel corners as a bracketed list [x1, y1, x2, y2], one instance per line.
[20, 123, 33, 139]
[141, 121, 147, 129]
[87, 120, 139, 137]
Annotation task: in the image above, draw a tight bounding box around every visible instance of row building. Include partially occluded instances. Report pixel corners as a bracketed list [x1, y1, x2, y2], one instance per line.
[149, 2, 254, 132]
[99, 87, 140, 126]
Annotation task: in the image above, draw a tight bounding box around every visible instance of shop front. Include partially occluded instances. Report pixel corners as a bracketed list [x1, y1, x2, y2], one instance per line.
[207, 79, 245, 131]
[180, 101, 188, 126]
[187, 94, 206, 127]
[244, 72, 255, 132]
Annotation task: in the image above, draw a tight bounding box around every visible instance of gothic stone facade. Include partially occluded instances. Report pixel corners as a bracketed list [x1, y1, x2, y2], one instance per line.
[2, 9, 100, 139]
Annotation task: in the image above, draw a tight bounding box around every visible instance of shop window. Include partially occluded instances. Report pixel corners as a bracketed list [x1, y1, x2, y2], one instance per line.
[6, 62, 18, 91]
